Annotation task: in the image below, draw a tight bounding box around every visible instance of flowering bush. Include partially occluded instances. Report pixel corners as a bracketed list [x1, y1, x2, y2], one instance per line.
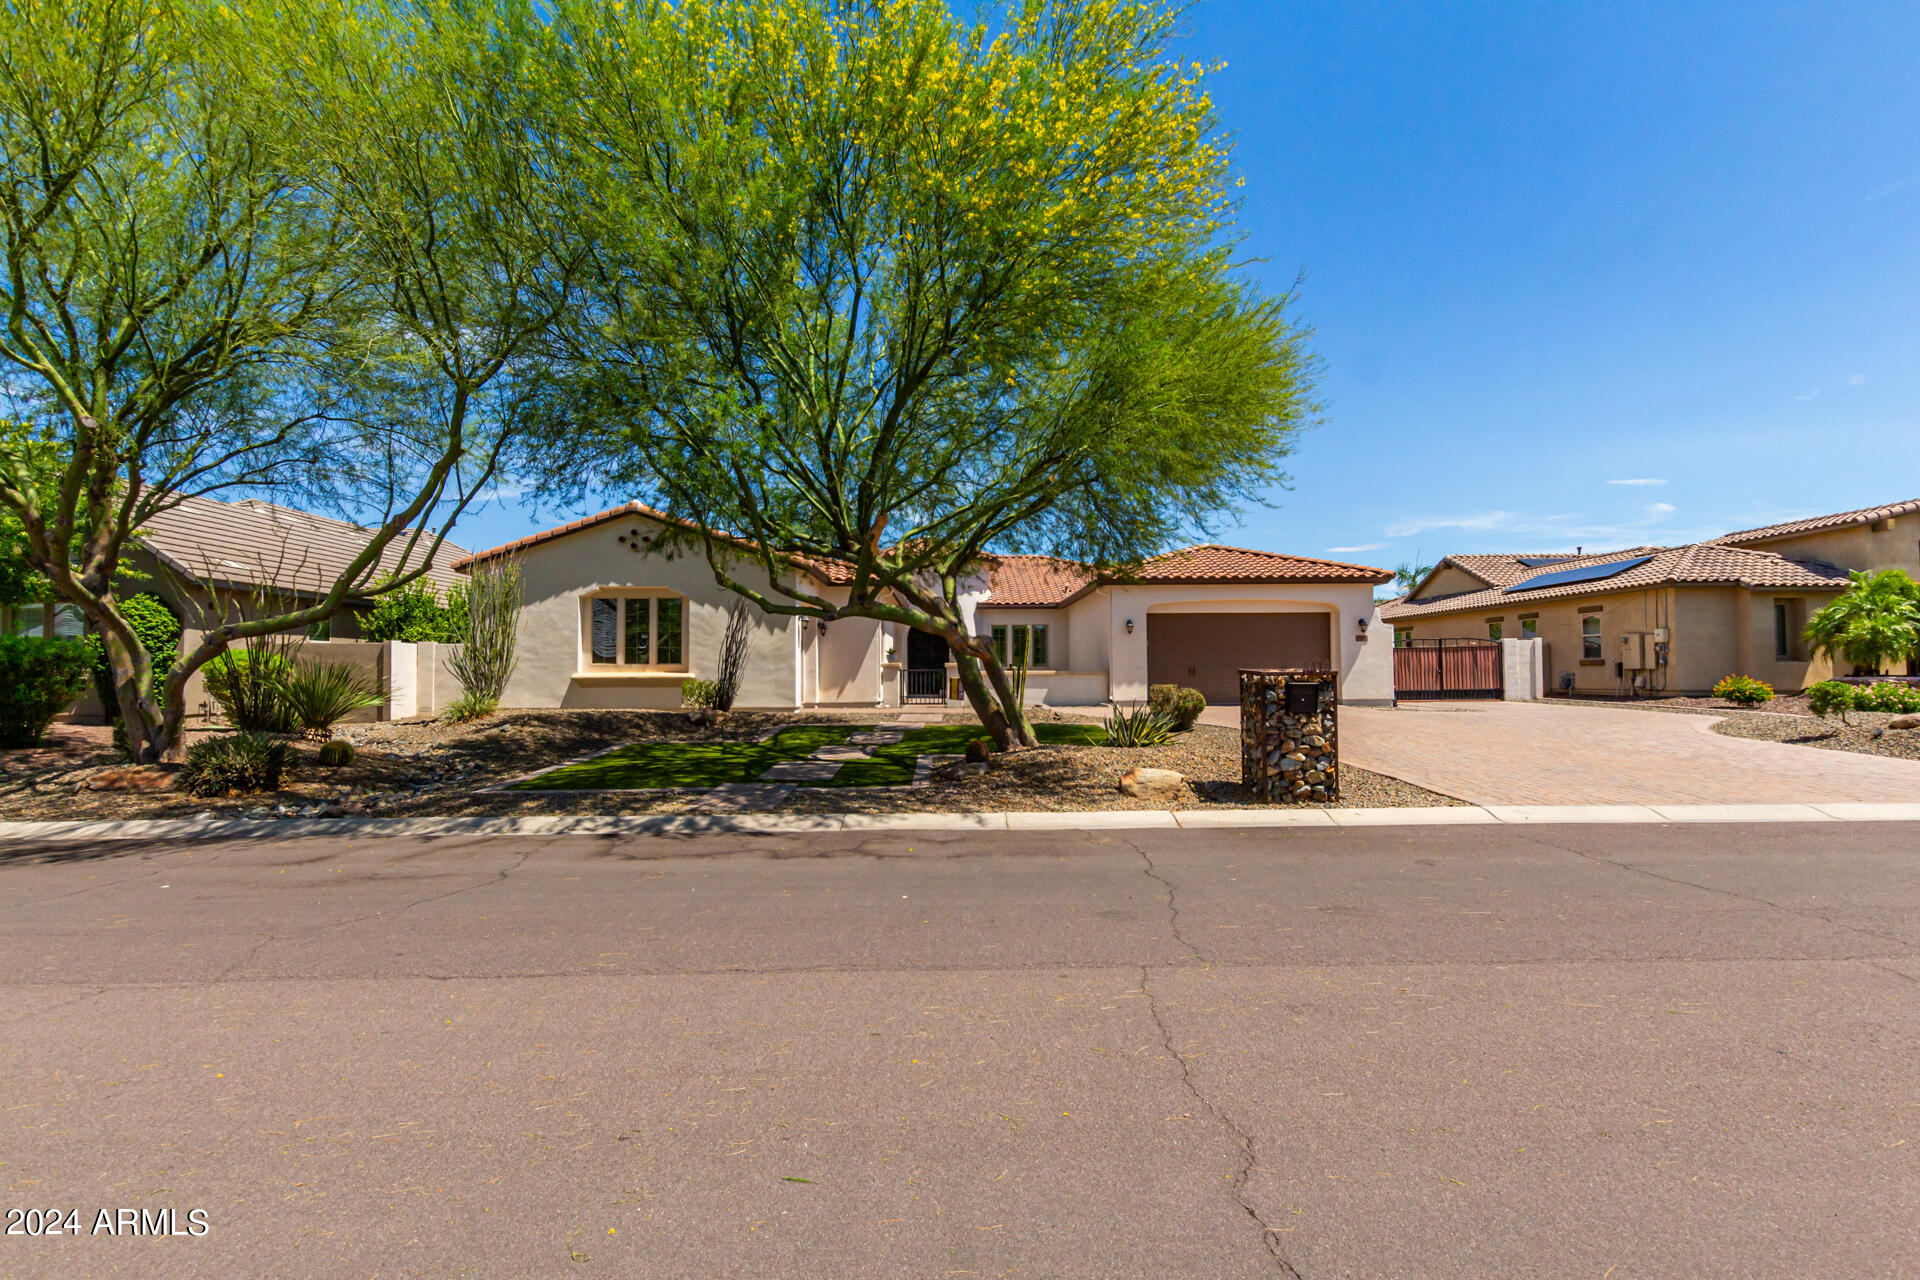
[1711, 674, 1774, 705]
[1855, 682, 1920, 714]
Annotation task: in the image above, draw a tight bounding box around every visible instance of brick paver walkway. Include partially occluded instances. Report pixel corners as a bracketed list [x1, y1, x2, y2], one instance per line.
[1320, 701, 1920, 805]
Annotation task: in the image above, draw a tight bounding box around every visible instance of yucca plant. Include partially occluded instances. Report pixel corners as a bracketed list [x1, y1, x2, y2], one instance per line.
[1101, 702, 1175, 747]
[279, 660, 386, 740]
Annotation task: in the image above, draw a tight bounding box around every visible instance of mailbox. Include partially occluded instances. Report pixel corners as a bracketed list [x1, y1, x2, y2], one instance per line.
[1284, 681, 1322, 716]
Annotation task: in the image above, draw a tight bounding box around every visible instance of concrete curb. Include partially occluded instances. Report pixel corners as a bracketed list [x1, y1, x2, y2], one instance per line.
[1, 802, 1918, 844]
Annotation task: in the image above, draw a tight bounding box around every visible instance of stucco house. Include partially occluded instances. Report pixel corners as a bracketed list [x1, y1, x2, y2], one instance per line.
[1378, 497, 1920, 695]
[452, 502, 1397, 710]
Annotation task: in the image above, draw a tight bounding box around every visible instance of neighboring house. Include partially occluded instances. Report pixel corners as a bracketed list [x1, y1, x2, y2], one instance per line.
[4, 494, 470, 643]
[2, 494, 471, 724]
[1379, 497, 1920, 695]
[128, 494, 471, 638]
[453, 502, 1397, 709]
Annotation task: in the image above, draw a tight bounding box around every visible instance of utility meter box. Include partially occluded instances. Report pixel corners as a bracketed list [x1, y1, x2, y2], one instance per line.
[1618, 633, 1648, 670]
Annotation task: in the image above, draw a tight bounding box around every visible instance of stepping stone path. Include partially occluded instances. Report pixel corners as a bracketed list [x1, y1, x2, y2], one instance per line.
[758, 723, 914, 785]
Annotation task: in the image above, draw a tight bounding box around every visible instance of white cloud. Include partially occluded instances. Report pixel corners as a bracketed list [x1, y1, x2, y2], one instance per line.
[1845, 373, 1867, 387]
[1794, 389, 1820, 401]
[1380, 502, 1684, 550]
[1867, 171, 1920, 202]
[1326, 543, 1386, 553]
[1607, 477, 1667, 486]
[1384, 511, 1518, 538]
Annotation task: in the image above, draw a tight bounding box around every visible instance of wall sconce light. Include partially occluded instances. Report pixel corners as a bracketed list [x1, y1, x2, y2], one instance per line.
[1125, 618, 1135, 635]
[1355, 616, 1369, 642]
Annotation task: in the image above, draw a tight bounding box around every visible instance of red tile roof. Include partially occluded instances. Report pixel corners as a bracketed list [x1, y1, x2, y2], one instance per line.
[1379, 543, 1852, 621]
[1713, 498, 1920, 546]
[453, 501, 857, 583]
[461, 507, 1390, 604]
[982, 545, 1391, 607]
[978, 556, 1096, 607]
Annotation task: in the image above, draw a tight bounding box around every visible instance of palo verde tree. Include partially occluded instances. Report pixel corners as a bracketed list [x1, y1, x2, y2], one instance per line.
[539, 0, 1317, 747]
[0, 0, 565, 760]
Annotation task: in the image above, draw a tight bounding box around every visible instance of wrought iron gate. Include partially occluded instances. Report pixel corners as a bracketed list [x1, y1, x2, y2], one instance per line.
[1392, 638, 1504, 701]
[903, 668, 946, 704]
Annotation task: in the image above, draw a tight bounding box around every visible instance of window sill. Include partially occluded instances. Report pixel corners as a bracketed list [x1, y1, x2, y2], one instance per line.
[572, 671, 690, 687]
[1578, 659, 1606, 667]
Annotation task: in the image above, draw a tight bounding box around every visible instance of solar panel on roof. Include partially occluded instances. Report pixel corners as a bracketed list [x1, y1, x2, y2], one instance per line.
[1505, 555, 1653, 592]
[1515, 556, 1572, 567]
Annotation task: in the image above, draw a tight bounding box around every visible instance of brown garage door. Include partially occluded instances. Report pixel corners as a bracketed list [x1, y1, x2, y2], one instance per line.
[1147, 613, 1332, 703]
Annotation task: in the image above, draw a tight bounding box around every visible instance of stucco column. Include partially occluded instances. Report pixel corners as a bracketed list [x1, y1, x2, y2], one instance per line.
[1734, 587, 1755, 679]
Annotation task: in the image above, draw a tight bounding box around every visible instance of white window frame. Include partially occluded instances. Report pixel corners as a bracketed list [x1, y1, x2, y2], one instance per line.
[582, 590, 689, 672]
[1581, 614, 1602, 660]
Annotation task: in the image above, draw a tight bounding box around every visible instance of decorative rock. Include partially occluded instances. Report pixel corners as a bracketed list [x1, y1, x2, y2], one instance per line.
[1118, 767, 1186, 798]
[1889, 714, 1920, 731]
[1241, 669, 1339, 804]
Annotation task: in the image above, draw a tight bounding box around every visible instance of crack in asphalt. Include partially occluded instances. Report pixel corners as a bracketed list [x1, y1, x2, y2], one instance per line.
[309, 848, 535, 934]
[1517, 830, 1918, 953]
[1111, 832, 1302, 1278]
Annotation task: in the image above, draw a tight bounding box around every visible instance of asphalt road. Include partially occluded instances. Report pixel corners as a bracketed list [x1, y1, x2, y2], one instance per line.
[3, 821, 1917, 1279]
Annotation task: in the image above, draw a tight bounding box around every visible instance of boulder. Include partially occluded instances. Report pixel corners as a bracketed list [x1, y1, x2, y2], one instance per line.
[1888, 714, 1920, 731]
[1117, 766, 1186, 798]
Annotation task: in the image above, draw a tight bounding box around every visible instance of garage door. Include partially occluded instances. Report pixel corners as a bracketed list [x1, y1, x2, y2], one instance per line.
[1147, 613, 1332, 703]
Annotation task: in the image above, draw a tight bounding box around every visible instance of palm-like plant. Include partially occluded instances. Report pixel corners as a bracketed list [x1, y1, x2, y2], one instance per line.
[1802, 569, 1920, 676]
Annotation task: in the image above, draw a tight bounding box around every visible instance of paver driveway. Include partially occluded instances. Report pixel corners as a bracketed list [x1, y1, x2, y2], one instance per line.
[1187, 700, 1920, 805]
[1342, 701, 1920, 804]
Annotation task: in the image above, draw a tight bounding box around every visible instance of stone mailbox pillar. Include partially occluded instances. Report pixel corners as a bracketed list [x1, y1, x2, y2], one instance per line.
[1240, 669, 1339, 803]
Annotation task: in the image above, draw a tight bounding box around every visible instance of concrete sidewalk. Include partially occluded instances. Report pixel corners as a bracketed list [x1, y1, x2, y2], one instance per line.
[4, 800, 1920, 845]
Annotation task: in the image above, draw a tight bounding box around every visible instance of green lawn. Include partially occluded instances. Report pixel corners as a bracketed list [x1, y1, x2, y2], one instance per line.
[509, 724, 860, 790]
[808, 721, 1104, 788]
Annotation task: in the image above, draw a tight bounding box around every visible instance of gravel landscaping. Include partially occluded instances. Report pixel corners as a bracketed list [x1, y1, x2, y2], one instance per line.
[1555, 694, 1920, 761]
[0, 707, 1461, 821]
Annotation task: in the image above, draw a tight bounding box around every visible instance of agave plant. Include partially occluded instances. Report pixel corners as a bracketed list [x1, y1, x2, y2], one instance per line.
[1101, 701, 1175, 747]
[278, 660, 386, 740]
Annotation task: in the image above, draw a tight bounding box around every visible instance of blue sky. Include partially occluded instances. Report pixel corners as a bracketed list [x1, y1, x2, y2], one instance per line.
[455, 0, 1920, 569]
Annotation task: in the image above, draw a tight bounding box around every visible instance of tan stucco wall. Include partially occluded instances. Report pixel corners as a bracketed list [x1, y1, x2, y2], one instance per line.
[1417, 566, 1491, 598]
[1730, 519, 1919, 577]
[500, 519, 802, 710]
[1392, 585, 1844, 695]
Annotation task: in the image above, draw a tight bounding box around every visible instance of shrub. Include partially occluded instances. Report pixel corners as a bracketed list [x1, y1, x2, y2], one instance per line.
[964, 737, 992, 763]
[1856, 681, 1920, 715]
[444, 690, 498, 723]
[361, 578, 464, 643]
[0, 635, 96, 748]
[1806, 680, 1856, 722]
[204, 647, 297, 733]
[176, 732, 291, 796]
[681, 677, 719, 708]
[1101, 702, 1175, 747]
[1148, 684, 1205, 732]
[91, 593, 182, 720]
[1802, 569, 1920, 676]
[316, 738, 355, 767]
[279, 661, 385, 739]
[1712, 674, 1774, 706]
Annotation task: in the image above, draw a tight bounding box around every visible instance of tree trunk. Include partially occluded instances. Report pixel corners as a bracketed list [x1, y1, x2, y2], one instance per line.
[951, 649, 1013, 746]
[976, 649, 1038, 748]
